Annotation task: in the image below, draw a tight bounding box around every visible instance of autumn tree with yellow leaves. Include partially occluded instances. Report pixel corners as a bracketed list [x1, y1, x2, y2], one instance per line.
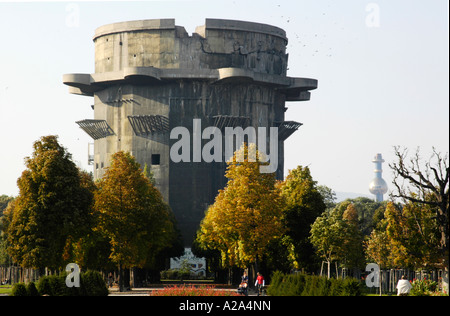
[196, 144, 285, 273]
[94, 151, 178, 291]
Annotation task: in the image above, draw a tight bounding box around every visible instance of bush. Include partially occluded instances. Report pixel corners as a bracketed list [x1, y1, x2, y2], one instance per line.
[11, 283, 28, 296]
[26, 282, 39, 296]
[37, 274, 66, 296]
[160, 269, 192, 281]
[36, 275, 52, 296]
[82, 270, 109, 296]
[160, 269, 179, 280]
[410, 279, 438, 296]
[35, 270, 108, 296]
[341, 278, 362, 296]
[268, 272, 363, 296]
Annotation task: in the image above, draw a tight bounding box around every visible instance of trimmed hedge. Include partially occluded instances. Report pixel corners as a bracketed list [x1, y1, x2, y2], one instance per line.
[11, 270, 108, 296]
[11, 283, 28, 296]
[160, 269, 191, 280]
[267, 271, 363, 296]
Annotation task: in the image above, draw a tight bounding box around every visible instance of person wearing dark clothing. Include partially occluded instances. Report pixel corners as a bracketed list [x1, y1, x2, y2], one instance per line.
[238, 271, 249, 296]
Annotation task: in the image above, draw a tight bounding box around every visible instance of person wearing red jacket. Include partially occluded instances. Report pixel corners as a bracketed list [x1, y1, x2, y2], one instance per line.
[255, 272, 265, 296]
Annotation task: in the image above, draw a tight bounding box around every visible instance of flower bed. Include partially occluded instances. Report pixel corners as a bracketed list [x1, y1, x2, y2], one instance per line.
[150, 285, 240, 296]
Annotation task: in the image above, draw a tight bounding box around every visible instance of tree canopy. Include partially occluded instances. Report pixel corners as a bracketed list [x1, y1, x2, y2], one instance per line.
[278, 166, 326, 271]
[94, 151, 177, 270]
[196, 143, 285, 270]
[6, 136, 93, 269]
[366, 201, 441, 270]
[390, 146, 449, 271]
[310, 202, 365, 277]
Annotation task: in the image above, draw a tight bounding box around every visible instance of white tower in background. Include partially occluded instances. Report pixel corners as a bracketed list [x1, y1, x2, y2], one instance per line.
[369, 153, 388, 202]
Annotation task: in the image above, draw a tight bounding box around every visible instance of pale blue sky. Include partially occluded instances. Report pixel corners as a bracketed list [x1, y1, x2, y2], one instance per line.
[0, 0, 448, 198]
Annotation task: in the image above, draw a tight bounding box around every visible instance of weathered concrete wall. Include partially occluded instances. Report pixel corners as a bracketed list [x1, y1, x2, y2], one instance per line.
[93, 18, 288, 75]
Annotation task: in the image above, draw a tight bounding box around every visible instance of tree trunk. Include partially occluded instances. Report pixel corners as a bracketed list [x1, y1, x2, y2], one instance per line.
[379, 270, 383, 296]
[118, 265, 124, 292]
[327, 260, 331, 279]
[123, 268, 130, 291]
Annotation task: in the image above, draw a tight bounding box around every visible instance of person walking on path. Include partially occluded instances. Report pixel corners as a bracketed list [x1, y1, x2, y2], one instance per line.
[255, 272, 265, 296]
[396, 275, 412, 296]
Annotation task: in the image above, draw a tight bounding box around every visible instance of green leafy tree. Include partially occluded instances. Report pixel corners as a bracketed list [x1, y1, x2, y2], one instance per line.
[310, 202, 363, 278]
[342, 197, 387, 236]
[278, 166, 326, 271]
[341, 203, 365, 271]
[6, 136, 93, 270]
[142, 163, 156, 186]
[94, 151, 177, 291]
[310, 208, 345, 278]
[317, 185, 337, 209]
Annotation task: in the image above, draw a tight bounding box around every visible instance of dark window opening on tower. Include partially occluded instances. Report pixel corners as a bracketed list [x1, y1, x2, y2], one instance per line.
[151, 154, 161, 165]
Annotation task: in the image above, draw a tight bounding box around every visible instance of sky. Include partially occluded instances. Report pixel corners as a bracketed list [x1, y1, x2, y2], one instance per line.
[0, 0, 449, 199]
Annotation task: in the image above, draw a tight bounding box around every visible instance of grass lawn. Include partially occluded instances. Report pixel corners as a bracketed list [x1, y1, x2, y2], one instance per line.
[0, 285, 12, 295]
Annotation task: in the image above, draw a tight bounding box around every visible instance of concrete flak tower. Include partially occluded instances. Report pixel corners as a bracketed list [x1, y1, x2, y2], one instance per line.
[369, 153, 388, 202]
[63, 18, 318, 245]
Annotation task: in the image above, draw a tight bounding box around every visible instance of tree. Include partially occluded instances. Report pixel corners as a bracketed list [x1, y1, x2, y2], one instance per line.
[0, 195, 14, 218]
[365, 225, 390, 296]
[0, 196, 15, 266]
[377, 201, 440, 269]
[0, 199, 15, 266]
[309, 208, 345, 278]
[342, 203, 365, 271]
[342, 197, 387, 236]
[278, 166, 326, 271]
[317, 185, 337, 209]
[94, 151, 177, 291]
[366, 201, 442, 294]
[6, 136, 93, 270]
[142, 163, 156, 186]
[196, 143, 285, 274]
[310, 202, 363, 278]
[390, 146, 449, 289]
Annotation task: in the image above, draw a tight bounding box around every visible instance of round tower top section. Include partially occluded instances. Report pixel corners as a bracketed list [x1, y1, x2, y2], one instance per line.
[93, 18, 289, 76]
[369, 177, 388, 195]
